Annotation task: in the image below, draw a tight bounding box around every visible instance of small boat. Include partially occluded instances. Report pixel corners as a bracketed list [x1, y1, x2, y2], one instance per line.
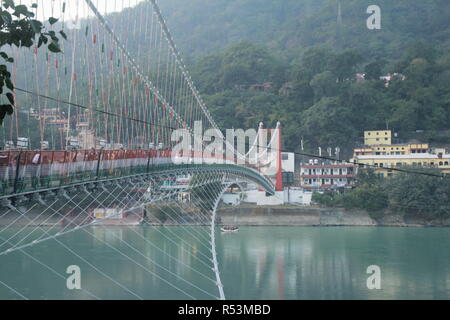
[221, 226, 239, 233]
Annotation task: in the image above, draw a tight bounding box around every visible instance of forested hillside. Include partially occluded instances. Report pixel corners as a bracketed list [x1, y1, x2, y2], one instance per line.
[156, 0, 450, 154]
[159, 0, 450, 60]
[5, 0, 447, 155]
[191, 41, 450, 154]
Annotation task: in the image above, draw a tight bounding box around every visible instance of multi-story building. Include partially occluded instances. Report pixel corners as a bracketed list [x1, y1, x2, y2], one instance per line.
[300, 161, 357, 190]
[363, 130, 392, 146]
[353, 130, 450, 177]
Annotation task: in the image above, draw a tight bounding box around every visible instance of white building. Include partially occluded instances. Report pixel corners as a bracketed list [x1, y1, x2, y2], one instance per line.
[300, 160, 357, 190]
[281, 152, 295, 173]
[243, 184, 312, 206]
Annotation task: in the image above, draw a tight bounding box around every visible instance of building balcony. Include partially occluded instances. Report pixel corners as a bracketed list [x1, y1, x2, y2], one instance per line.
[301, 184, 356, 190]
[301, 174, 355, 179]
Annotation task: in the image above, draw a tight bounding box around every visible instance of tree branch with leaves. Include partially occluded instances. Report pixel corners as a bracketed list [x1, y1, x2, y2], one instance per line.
[0, 0, 66, 124]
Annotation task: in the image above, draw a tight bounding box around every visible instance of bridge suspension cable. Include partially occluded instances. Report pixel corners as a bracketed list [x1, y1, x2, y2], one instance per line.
[0, 0, 278, 300]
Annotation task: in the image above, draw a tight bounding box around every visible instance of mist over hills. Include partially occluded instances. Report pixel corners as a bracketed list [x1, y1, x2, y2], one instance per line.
[158, 0, 450, 61]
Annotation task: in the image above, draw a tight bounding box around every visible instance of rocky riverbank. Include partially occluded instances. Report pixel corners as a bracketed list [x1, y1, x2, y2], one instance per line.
[217, 205, 450, 227]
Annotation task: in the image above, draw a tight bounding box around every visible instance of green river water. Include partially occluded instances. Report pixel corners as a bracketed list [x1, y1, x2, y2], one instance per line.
[0, 226, 449, 300]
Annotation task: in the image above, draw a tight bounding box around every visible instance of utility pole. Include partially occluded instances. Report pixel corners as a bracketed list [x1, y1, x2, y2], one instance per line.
[336, 0, 343, 49]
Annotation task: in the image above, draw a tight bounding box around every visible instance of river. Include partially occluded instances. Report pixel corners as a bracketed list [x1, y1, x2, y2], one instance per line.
[0, 226, 449, 300]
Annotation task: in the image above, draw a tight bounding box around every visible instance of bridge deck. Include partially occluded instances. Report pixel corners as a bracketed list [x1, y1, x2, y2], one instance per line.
[0, 149, 274, 199]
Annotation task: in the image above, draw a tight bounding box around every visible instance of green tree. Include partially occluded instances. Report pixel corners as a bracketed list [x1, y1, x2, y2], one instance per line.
[310, 71, 338, 101]
[364, 59, 386, 80]
[388, 100, 420, 132]
[329, 49, 364, 82]
[387, 170, 450, 219]
[300, 97, 356, 147]
[312, 191, 336, 207]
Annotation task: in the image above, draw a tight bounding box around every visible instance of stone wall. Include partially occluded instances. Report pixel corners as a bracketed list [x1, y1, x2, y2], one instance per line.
[218, 206, 376, 226]
[218, 206, 450, 227]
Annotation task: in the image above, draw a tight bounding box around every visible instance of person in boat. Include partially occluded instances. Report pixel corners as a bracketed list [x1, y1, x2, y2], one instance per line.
[223, 226, 238, 231]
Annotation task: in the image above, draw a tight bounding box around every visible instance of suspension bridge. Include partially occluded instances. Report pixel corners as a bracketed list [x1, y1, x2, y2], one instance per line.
[0, 0, 283, 300]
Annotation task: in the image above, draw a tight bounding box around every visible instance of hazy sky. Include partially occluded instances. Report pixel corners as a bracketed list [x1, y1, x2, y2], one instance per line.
[18, 0, 145, 23]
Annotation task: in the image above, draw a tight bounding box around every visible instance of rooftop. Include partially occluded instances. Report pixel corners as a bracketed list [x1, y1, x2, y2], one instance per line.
[356, 154, 450, 160]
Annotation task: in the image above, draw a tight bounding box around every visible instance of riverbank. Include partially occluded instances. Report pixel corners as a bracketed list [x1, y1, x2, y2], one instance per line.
[1, 205, 449, 227]
[217, 205, 450, 227]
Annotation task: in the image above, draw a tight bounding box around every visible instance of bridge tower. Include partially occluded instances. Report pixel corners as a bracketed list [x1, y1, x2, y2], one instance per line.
[257, 122, 283, 192]
[275, 122, 283, 192]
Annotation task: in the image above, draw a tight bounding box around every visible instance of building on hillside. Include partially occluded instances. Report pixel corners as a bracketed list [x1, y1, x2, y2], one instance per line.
[279, 82, 293, 96]
[353, 130, 450, 177]
[363, 130, 392, 146]
[355, 73, 366, 81]
[380, 73, 406, 87]
[300, 160, 357, 191]
[250, 82, 272, 92]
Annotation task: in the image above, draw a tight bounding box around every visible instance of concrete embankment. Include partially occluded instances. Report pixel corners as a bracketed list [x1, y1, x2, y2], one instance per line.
[2, 203, 448, 227]
[217, 206, 450, 227]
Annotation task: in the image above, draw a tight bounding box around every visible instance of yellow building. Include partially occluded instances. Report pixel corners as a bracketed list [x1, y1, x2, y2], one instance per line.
[364, 130, 392, 146]
[353, 131, 450, 177]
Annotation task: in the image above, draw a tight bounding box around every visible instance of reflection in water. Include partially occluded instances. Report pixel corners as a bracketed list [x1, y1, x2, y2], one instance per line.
[0, 226, 449, 299]
[217, 227, 450, 300]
